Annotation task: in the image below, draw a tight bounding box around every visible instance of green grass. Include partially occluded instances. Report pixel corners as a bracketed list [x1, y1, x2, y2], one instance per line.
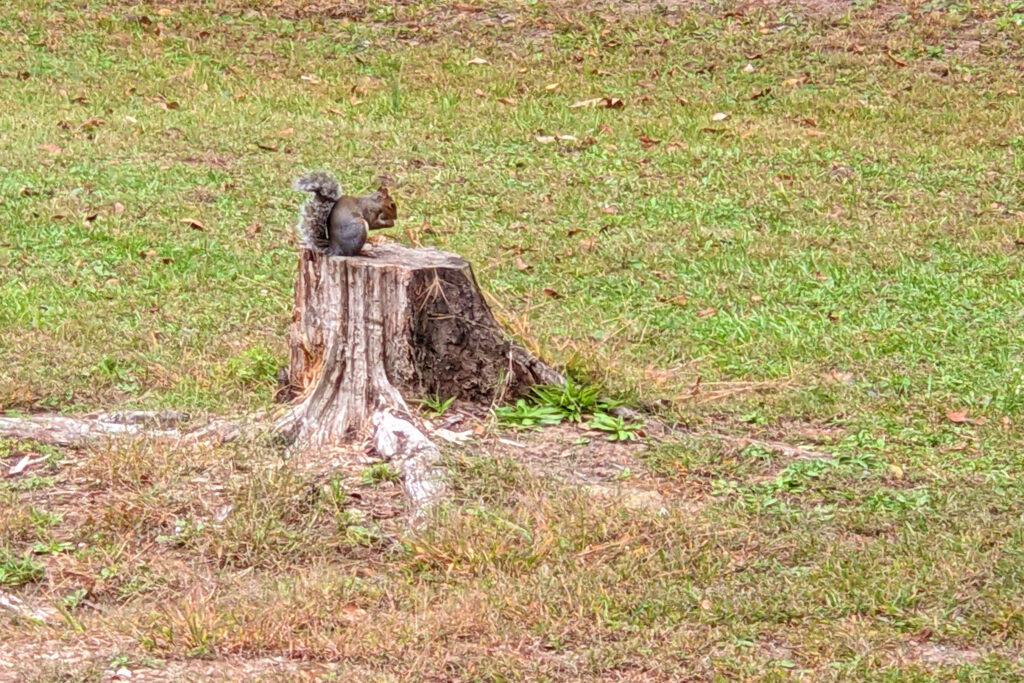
[1, 0, 1024, 679]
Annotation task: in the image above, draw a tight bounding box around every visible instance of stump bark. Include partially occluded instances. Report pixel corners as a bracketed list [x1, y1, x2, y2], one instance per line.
[275, 243, 561, 470]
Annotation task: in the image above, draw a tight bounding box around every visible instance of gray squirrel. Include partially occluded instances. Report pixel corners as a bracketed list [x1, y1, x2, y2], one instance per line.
[294, 172, 397, 256]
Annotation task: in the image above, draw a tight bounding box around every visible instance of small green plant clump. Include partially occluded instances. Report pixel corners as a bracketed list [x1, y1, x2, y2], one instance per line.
[0, 548, 44, 587]
[493, 378, 640, 440]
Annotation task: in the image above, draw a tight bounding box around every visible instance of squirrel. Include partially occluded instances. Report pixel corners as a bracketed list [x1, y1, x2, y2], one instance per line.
[293, 171, 398, 256]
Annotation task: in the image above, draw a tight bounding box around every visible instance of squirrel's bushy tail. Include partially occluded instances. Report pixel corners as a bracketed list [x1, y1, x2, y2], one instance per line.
[294, 171, 341, 251]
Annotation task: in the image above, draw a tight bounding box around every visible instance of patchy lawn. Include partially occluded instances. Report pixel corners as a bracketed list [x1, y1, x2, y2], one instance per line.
[1, 0, 1023, 679]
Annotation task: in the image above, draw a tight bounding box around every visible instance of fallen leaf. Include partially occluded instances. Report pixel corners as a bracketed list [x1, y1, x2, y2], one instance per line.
[257, 143, 279, 152]
[675, 95, 690, 105]
[784, 76, 807, 87]
[542, 287, 562, 298]
[498, 96, 516, 105]
[743, 63, 756, 73]
[711, 111, 730, 122]
[699, 598, 712, 610]
[326, 107, 345, 115]
[467, 57, 489, 66]
[157, 7, 172, 15]
[600, 205, 619, 214]
[962, 73, 973, 83]
[637, 133, 660, 148]
[806, 129, 825, 137]
[245, 222, 261, 236]
[473, 88, 485, 97]
[82, 213, 98, 225]
[569, 96, 624, 109]
[112, 202, 125, 213]
[697, 306, 716, 318]
[749, 86, 771, 100]
[888, 463, 904, 478]
[750, 293, 763, 303]
[180, 217, 206, 230]
[514, 255, 530, 271]
[885, 50, 908, 67]
[545, 82, 560, 91]
[38, 143, 62, 155]
[578, 237, 596, 251]
[70, 95, 89, 104]
[277, 127, 294, 136]
[535, 135, 556, 144]
[300, 73, 321, 83]
[596, 123, 613, 135]
[946, 410, 968, 423]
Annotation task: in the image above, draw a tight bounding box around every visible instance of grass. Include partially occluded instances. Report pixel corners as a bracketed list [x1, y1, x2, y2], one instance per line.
[1, 0, 1023, 679]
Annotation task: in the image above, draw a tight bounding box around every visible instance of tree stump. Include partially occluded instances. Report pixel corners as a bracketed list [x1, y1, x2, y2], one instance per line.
[275, 243, 561, 511]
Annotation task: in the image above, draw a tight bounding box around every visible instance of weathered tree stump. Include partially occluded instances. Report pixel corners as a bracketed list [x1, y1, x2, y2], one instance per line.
[274, 243, 561, 511]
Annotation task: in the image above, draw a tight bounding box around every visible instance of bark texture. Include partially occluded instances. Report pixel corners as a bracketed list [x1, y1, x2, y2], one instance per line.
[276, 243, 561, 450]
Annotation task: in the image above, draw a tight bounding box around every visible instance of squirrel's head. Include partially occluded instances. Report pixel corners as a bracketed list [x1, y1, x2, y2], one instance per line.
[368, 186, 397, 228]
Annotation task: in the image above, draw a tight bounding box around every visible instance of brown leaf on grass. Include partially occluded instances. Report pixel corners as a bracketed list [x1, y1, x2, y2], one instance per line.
[675, 96, 690, 105]
[70, 95, 89, 104]
[326, 107, 345, 115]
[600, 205, 619, 214]
[498, 97, 516, 106]
[946, 410, 984, 425]
[578, 237, 596, 252]
[885, 50, 908, 67]
[82, 213, 98, 226]
[743, 63, 756, 73]
[473, 88, 485, 97]
[806, 129, 825, 137]
[112, 202, 125, 213]
[711, 111, 730, 122]
[596, 123, 613, 135]
[156, 100, 180, 110]
[80, 117, 104, 131]
[825, 369, 854, 383]
[545, 83, 560, 91]
[256, 143, 278, 152]
[697, 306, 716, 318]
[637, 133, 660, 148]
[245, 223, 261, 236]
[38, 143, 62, 155]
[784, 76, 807, 87]
[651, 270, 672, 281]
[514, 255, 531, 271]
[277, 127, 294, 136]
[542, 287, 562, 298]
[180, 217, 206, 230]
[569, 96, 624, 109]
[467, 57, 489, 66]
[749, 86, 771, 100]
